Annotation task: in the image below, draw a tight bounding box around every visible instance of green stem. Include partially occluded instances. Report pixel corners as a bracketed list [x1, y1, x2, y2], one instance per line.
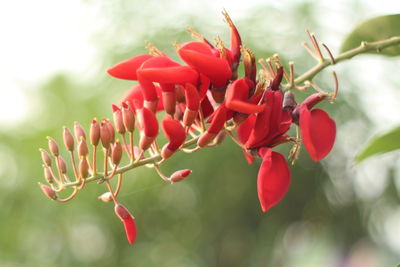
[284, 36, 400, 89]
[63, 137, 198, 187]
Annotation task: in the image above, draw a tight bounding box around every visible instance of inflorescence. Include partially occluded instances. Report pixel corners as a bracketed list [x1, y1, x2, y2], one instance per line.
[38, 11, 338, 245]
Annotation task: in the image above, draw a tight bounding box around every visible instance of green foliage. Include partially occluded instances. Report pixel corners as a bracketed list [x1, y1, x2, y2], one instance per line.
[340, 14, 400, 56]
[355, 126, 400, 163]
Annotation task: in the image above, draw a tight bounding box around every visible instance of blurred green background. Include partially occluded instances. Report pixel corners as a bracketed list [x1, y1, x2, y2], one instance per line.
[1, 0, 400, 266]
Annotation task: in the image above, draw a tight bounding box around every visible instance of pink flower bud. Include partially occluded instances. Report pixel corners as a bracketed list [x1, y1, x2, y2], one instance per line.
[168, 169, 192, 183]
[90, 119, 100, 146]
[43, 166, 54, 183]
[104, 119, 116, 144]
[100, 122, 111, 149]
[40, 148, 52, 167]
[58, 156, 67, 174]
[162, 90, 176, 116]
[79, 157, 90, 178]
[112, 104, 126, 134]
[74, 122, 86, 141]
[114, 204, 137, 245]
[111, 140, 123, 165]
[138, 107, 159, 151]
[39, 183, 57, 200]
[78, 138, 89, 157]
[121, 102, 135, 132]
[47, 137, 59, 157]
[63, 127, 74, 151]
[98, 192, 113, 202]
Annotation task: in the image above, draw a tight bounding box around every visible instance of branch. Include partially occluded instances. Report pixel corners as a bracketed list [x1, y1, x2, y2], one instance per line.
[283, 36, 400, 89]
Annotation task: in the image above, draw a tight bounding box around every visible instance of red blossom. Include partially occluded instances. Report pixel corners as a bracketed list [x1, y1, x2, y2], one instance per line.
[114, 204, 137, 245]
[257, 148, 291, 212]
[299, 104, 336, 162]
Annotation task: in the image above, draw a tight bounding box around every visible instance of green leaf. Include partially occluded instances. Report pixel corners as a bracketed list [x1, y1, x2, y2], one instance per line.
[341, 14, 400, 56]
[355, 126, 400, 163]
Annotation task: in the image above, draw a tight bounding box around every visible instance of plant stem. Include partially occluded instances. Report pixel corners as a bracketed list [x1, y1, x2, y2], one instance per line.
[284, 36, 400, 89]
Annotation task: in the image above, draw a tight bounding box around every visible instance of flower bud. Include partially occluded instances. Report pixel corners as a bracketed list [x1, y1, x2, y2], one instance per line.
[112, 104, 126, 134]
[122, 102, 135, 132]
[43, 166, 54, 183]
[47, 137, 59, 157]
[162, 90, 176, 116]
[282, 91, 296, 111]
[90, 119, 100, 146]
[79, 157, 90, 178]
[63, 127, 74, 151]
[78, 137, 89, 158]
[39, 183, 57, 200]
[58, 156, 67, 174]
[111, 140, 123, 165]
[74, 122, 86, 141]
[100, 122, 111, 149]
[138, 107, 159, 151]
[104, 119, 116, 144]
[98, 192, 113, 202]
[168, 169, 192, 183]
[114, 204, 137, 244]
[40, 149, 52, 167]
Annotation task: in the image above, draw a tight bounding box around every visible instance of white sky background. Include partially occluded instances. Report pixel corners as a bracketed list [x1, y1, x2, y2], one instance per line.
[0, 0, 400, 126]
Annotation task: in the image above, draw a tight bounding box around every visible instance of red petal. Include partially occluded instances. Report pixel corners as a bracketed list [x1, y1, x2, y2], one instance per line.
[198, 74, 210, 100]
[138, 66, 198, 85]
[200, 97, 214, 119]
[225, 78, 265, 114]
[178, 48, 231, 88]
[180, 41, 215, 54]
[123, 216, 137, 244]
[107, 54, 153, 80]
[184, 83, 200, 111]
[123, 85, 164, 112]
[140, 107, 159, 137]
[257, 149, 291, 212]
[237, 115, 256, 144]
[299, 106, 336, 162]
[206, 104, 228, 134]
[162, 118, 186, 151]
[114, 204, 137, 245]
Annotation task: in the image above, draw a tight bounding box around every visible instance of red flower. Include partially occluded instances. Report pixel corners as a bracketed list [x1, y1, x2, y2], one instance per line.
[257, 148, 291, 212]
[114, 204, 137, 245]
[296, 93, 336, 162]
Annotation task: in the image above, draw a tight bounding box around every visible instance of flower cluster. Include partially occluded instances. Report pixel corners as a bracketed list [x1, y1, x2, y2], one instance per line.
[38, 11, 336, 245]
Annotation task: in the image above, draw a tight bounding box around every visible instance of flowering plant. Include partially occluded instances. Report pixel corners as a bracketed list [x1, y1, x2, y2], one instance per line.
[38, 11, 400, 244]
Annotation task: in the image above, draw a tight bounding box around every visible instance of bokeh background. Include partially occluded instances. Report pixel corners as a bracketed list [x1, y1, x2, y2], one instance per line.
[1, 0, 400, 266]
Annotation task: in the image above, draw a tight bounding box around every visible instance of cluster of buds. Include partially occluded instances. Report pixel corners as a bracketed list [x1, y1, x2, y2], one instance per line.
[38, 11, 337, 245]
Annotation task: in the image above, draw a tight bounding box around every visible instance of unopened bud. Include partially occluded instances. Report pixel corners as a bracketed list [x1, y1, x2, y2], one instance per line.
[74, 122, 86, 141]
[168, 169, 192, 183]
[39, 183, 57, 200]
[122, 102, 135, 132]
[104, 119, 115, 144]
[98, 192, 113, 202]
[43, 166, 54, 183]
[79, 157, 89, 178]
[40, 149, 52, 167]
[114, 203, 132, 220]
[47, 137, 59, 157]
[282, 91, 297, 111]
[78, 137, 89, 157]
[90, 119, 100, 146]
[58, 156, 67, 174]
[100, 122, 111, 149]
[63, 127, 74, 151]
[111, 140, 123, 165]
[112, 104, 126, 134]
